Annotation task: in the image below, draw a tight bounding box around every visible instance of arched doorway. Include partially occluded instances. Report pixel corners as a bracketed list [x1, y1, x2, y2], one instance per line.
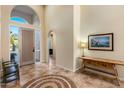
[48, 31, 56, 65]
[9, 5, 41, 66]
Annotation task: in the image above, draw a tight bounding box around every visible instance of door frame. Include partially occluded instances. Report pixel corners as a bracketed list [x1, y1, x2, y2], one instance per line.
[9, 24, 41, 67]
[47, 31, 56, 64]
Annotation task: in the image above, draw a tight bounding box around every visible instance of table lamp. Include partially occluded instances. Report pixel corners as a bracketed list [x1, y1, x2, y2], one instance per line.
[80, 42, 86, 57]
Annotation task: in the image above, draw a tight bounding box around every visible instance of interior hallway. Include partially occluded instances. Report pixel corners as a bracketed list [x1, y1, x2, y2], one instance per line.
[2, 58, 124, 88]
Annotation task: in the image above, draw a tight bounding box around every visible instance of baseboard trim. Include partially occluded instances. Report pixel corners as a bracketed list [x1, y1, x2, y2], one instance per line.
[56, 64, 73, 72]
[73, 65, 83, 72]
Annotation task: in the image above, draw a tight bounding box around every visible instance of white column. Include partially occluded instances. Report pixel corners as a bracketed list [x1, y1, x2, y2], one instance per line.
[73, 5, 81, 72]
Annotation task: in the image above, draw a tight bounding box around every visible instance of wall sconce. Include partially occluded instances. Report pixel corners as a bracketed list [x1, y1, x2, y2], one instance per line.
[80, 42, 86, 57]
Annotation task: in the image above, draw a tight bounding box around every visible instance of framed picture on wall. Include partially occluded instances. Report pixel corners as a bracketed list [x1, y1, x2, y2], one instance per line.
[88, 33, 114, 51]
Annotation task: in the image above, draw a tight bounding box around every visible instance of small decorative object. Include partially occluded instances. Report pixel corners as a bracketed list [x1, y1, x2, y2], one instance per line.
[80, 42, 86, 57]
[49, 49, 53, 55]
[88, 33, 113, 51]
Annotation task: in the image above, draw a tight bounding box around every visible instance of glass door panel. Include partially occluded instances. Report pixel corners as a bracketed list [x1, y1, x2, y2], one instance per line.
[10, 26, 20, 64]
[35, 30, 40, 62]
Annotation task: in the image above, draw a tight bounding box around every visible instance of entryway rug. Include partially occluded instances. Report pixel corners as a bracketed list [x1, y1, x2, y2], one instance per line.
[22, 74, 76, 88]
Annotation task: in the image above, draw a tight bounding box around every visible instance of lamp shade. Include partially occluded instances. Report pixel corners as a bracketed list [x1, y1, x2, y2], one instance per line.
[80, 42, 86, 48]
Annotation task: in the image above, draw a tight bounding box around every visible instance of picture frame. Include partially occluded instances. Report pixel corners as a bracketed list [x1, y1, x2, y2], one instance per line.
[88, 33, 114, 51]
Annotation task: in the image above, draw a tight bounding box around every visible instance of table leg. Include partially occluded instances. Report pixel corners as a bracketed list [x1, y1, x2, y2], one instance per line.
[112, 64, 120, 86]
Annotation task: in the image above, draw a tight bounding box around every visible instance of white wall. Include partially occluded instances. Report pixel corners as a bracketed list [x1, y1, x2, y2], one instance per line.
[80, 6, 124, 80]
[1, 5, 46, 62]
[45, 5, 74, 71]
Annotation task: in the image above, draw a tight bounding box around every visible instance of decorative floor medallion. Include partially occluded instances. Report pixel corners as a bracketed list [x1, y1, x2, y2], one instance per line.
[22, 75, 76, 88]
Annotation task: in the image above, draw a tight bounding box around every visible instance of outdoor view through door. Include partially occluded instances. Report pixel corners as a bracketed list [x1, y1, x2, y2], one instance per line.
[10, 26, 20, 64]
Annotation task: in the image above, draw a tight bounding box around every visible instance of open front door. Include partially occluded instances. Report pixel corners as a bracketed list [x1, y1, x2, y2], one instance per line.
[21, 30, 34, 66]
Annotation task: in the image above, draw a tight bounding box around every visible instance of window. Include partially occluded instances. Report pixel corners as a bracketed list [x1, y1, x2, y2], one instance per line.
[10, 17, 28, 24]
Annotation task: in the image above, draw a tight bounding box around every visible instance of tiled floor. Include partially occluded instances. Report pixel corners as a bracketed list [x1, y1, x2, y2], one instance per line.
[2, 58, 124, 88]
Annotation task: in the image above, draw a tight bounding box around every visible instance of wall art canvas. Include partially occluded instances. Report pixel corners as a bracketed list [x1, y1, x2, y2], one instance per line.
[88, 33, 113, 51]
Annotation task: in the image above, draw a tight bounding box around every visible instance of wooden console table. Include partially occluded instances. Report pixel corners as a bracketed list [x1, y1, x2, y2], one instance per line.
[79, 57, 124, 86]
